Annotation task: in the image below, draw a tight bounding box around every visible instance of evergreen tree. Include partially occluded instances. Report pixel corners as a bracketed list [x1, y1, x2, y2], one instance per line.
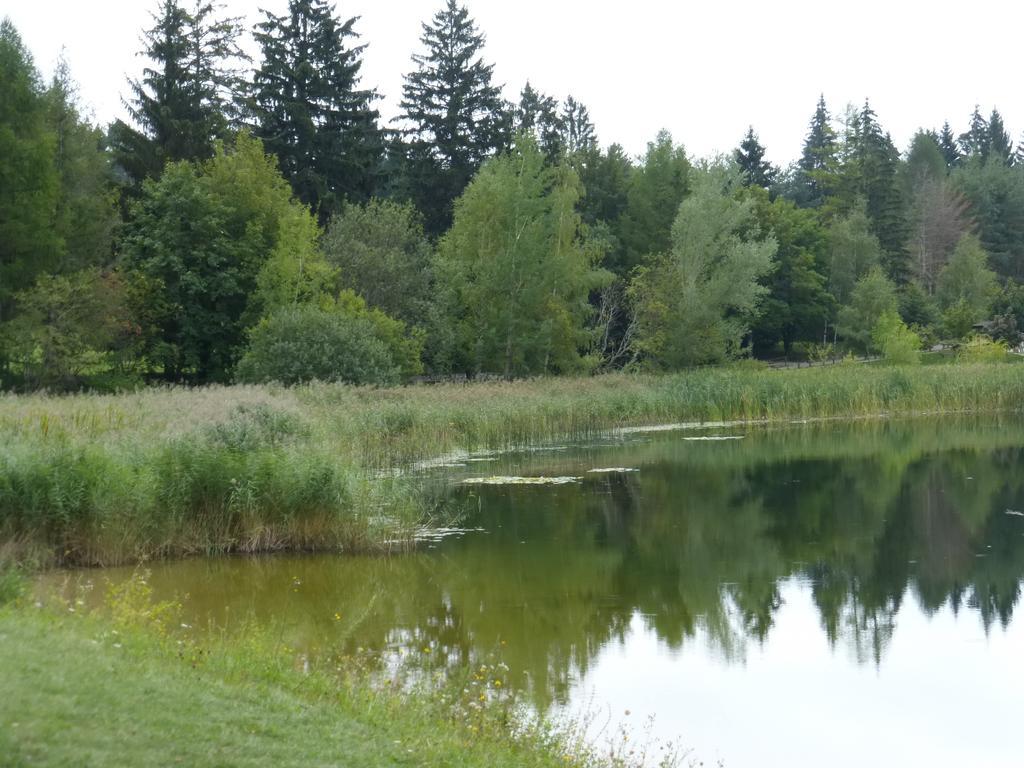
[987, 108, 1013, 165]
[938, 121, 961, 169]
[617, 130, 690, 273]
[902, 130, 945, 191]
[0, 19, 60, 323]
[959, 107, 990, 160]
[954, 158, 1024, 280]
[251, 0, 382, 221]
[749, 189, 834, 355]
[397, 0, 510, 236]
[837, 102, 909, 282]
[795, 94, 838, 208]
[561, 96, 596, 154]
[110, 0, 245, 184]
[515, 82, 563, 160]
[735, 126, 776, 188]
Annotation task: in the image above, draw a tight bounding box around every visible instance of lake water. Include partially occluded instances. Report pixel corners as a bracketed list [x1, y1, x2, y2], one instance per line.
[52, 416, 1024, 767]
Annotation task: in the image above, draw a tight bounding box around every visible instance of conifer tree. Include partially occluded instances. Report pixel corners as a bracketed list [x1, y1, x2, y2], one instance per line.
[561, 96, 596, 154]
[938, 121, 961, 169]
[735, 126, 777, 188]
[110, 0, 245, 184]
[959, 107, 990, 160]
[617, 130, 690, 274]
[838, 102, 909, 282]
[251, 0, 382, 220]
[795, 95, 838, 208]
[516, 82, 563, 160]
[397, 0, 510, 236]
[987, 109, 1013, 165]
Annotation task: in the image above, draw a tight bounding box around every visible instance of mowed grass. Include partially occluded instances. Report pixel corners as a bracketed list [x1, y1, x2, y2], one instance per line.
[0, 604, 598, 768]
[3, 363, 1024, 566]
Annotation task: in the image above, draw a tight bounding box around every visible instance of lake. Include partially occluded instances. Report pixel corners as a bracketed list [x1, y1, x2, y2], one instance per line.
[49, 416, 1024, 767]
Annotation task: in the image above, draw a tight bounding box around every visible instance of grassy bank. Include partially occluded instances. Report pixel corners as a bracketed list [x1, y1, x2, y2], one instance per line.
[3, 363, 1024, 566]
[0, 578, 634, 768]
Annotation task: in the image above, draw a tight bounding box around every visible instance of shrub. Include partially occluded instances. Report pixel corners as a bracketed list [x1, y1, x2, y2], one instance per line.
[236, 306, 400, 386]
[957, 335, 1009, 363]
[872, 310, 921, 365]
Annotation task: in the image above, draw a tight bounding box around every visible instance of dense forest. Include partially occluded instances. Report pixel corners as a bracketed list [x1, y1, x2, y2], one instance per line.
[3, 0, 1024, 391]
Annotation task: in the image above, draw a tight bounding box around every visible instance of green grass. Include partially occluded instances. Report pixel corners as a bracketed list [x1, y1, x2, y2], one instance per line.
[3, 363, 1024, 566]
[0, 582, 638, 768]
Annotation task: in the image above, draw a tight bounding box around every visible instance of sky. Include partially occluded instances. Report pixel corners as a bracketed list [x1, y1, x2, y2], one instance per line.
[5, 0, 1024, 166]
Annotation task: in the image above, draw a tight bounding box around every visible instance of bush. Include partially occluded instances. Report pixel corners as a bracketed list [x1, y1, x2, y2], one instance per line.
[872, 310, 921, 365]
[236, 306, 400, 386]
[957, 335, 1009, 363]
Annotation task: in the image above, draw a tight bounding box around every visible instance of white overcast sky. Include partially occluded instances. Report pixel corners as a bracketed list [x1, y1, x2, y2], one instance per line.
[4, 0, 1024, 165]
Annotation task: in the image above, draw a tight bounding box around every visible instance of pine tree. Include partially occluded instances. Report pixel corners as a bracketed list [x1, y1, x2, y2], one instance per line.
[938, 121, 961, 169]
[795, 95, 838, 208]
[735, 126, 776, 188]
[958, 107, 990, 160]
[988, 108, 1013, 165]
[560, 96, 596, 154]
[251, 0, 382, 220]
[516, 82, 563, 160]
[397, 0, 510, 236]
[837, 102, 909, 282]
[110, 0, 245, 184]
[618, 130, 690, 273]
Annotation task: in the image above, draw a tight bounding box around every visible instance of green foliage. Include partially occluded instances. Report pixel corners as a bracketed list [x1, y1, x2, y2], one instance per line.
[794, 94, 839, 208]
[898, 280, 939, 328]
[936, 234, 998, 321]
[748, 189, 834, 354]
[957, 335, 1009, 363]
[122, 133, 320, 381]
[322, 200, 433, 326]
[827, 202, 882, 305]
[436, 135, 609, 376]
[735, 126, 777, 188]
[837, 267, 899, 352]
[45, 56, 118, 272]
[952, 158, 1024, 280]
[1, 269, 132, 391]
[251, 0, 381, 220]
[871, 310, 921, 364]
[833, 102, 908, 281]
[397, 0, 510, 236]
[629, 161, 776, 367]
[617, 130, 690, 273]
[941, 299, 981, 341]
[332, 290, 425, 379]
[0, 19, 60, 322]
[236, 305, 400, 386]
[515, 82, 564, 160]
[109, 0, 245, 184]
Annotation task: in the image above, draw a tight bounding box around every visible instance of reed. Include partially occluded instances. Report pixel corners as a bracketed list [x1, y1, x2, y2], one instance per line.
[2, 362, 1023, 565]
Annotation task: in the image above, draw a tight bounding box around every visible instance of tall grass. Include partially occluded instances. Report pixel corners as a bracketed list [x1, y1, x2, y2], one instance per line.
[3, 363, 1023, 565]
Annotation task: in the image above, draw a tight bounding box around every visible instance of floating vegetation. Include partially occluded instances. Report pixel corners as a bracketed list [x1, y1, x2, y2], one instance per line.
[682, 435, 745, 441]
[460, 476, 582, 486]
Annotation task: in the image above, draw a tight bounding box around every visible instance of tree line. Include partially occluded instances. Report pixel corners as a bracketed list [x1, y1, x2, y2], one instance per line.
[2, 0, 1024, 390]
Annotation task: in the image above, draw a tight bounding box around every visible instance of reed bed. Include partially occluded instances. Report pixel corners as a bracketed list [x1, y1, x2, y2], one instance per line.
[3, 362, 1023, 566]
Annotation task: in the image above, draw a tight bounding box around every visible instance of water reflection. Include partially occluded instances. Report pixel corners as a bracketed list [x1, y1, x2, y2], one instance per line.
[58, 417, 1024, 715]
